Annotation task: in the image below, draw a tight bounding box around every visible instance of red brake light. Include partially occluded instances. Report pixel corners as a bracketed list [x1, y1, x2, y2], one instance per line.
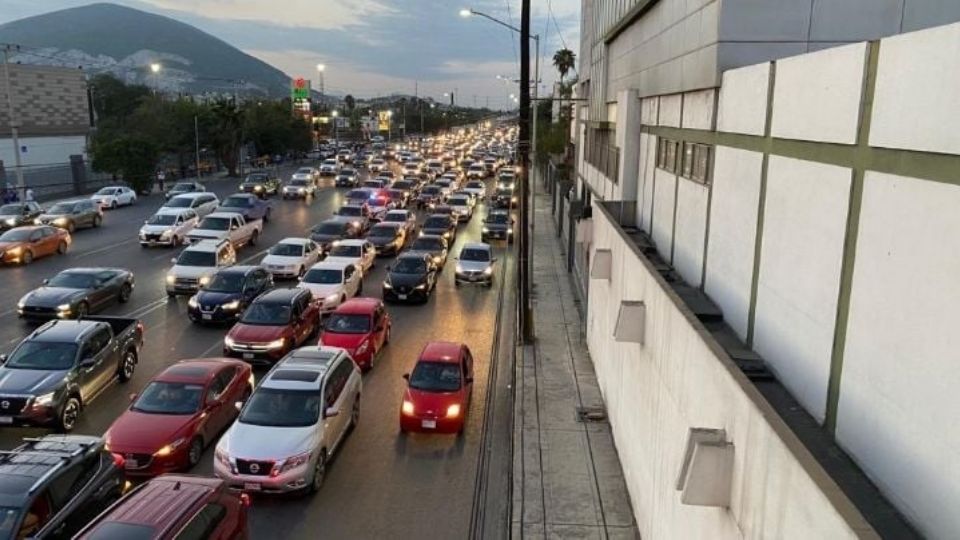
[111, 452, 125, 469]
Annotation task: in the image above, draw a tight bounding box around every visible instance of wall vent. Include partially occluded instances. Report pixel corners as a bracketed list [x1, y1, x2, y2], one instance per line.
[591, 249, 612, 280]
[614, 301, 646, 344]
[676, 428, 734, 508]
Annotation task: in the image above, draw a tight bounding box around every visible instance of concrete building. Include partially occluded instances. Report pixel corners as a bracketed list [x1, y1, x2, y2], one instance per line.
[560, 1, 960, 538]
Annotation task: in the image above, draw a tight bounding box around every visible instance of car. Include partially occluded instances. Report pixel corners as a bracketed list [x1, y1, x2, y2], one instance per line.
[0, 435, 125, 539]
[239, 172, 281, 198]
[483, 157, 499, 172]
[384, 188, 409, 209]
[298, 261, 363, 314]
[497, 168, 516, 189]
[421, 213, 457, 242]
[214, 346, 360, 494]
[261, 237, 323, 279]
[369, 158, 387, 172]
[291, 166, 320, 183]
[34, 200, 102, 232]
[336, 168, 359, 187]
[188, 212, 262, 248]
[400, 342, 474, 434]
[337, 149, 353, 163]
[402, 161, 421, 176]
[482, 209, 515, 243]
[406, 234, 449, 270]
[434, 178, 456, 197]
[367, 190, 393, 221]
[165, 181, 205, 200]
[426, 159, 444, 176]
[416, 185, 445, 209]
[282, 178, 317, 199]
[466, 163, 487, 179]
[0, 202, 43, 230]
[74, 474, 249, 540]
[309, 219, 363, 252]
[104, 359, 254, 477]
[381, 209, 417, 238]
[462, 180, 487, 199]
[362, 179, 389, 190]
[17, 268, 135, 320]
[446, 194, 474, 222]
[320, 298, 391, 371]
[332, 204, 372, 233]
[366, 222, 406, 256]
[224, 288, 320, 365]
[188, 266, 273, 324]
[91, 186, 137, 209]
[345, 188, 373, 207]
[0, 225, 71, 265]
[319, 158, 340, 176]
[217, 193, 272, 222]
[0, 317, 144, 430]
[490, 186, 517, 209]
[139, 208, 199, 247]
[455, 243, 496, 287]
[324, 239, 377, 276]
[166, 239, 237, 296]
[391, 179, 420, 198]
[382, 252, 438, 304]
[161, 192, 219, 219]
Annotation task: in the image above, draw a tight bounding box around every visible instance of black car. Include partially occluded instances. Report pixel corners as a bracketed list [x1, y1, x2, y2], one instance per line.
[345, 188, 373, 207]
[385, 189, 409, 209]
[336, 168, 359, 187]
[34, 200, 103, 232]
[17, 268, 135, 320]
[383, 253, 438, 304]
[391, 179, 420, 198]
[187, 266, 273, 324]
[0, 435, 125, 539]
[239, 172, 280, 198]
[310, 219, 363, 251]
[165, 181, 205, 200]
[406, 234, 449, 269]
[416, 185, 445, 209]
[366, 223, 406, 256]
[482, 210, 515, 243]
[490, 187, 516, 209]
[421, 214, 457, 242]
[0, 202, 43, 231]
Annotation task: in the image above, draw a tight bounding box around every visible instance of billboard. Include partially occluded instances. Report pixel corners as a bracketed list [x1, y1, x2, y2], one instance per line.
[378, 111, 391, 131]
[291, 78, 311, 101]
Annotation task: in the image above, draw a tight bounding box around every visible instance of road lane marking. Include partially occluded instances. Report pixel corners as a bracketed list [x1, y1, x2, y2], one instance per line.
[239, 248, 268, 265]
[200, 339, 224, 358]
[74, 238, 138, 259]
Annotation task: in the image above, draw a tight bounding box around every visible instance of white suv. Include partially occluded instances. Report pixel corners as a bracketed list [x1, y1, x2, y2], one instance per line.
[214, 346, 361, 494]
[139, 208, 199, 247]
[165, 239, 236, 296]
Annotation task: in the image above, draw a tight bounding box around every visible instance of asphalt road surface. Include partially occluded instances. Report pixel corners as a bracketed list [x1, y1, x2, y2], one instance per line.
[0, 161, 516, 539]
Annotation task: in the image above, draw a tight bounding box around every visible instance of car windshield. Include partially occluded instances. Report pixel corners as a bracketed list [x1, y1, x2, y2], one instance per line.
[0, 205, 23, 215]
[337, 207, 362, 217]
[171, 183, 194, 192]
[0, 229, 31, 242]
[461, 248, 490, 262]
[409, 361, 462, 392]
[341, 169, 356, 175]
[449, 198, 469, 206]
[0, 507, 23, 540]
[486, 213, 510, 224]
[289, 179, 309, 186]
[146, 214, 178, 226]
[5, 342, 77, 370]
[222, 196, 253, 207]
[495, 189, 513, 197]
[383, 213, 405, 223]
[164, 197, 193, 208]
[313, 222, 346, 235]
[411, 238, 443, 251]
[467, 182, 484, 189]
[346, 190, 370, 200]
[241, 302, 292, 325]
[95, 188, 117, 195]
[393, 181, 413, 190]
[46, 272, 99, 289]
[368, 226, 395, 238]
[328, 244, 361, 257]
[325, 313, 371, 334]
[303, 268, 343, 284]
[469, 165, 483, 171]
[393, 258, 426, 274]
[296, 168, 313, 174]
[240, 388, 321, 427]
[244, 174, 268, 183]
[424, 217, 450, 228]
[269, 243, 304, 257]
[131, 381, 204, 415]
[199, 217, 231, 231]
[47, 203, 78, 214]
[205, 273, 244, 293]
[422, 186, 440, 195]
[177, 251, 216, 267]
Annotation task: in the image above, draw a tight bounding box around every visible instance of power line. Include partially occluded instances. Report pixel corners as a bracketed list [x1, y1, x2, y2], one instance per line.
[505, 0, 518, 65]
[548, 0, 569, 51]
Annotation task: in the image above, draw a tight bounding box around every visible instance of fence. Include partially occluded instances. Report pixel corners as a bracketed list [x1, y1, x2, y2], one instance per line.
[0, 156, 117, 202]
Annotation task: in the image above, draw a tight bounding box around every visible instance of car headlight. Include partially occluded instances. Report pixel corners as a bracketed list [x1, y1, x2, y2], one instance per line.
[276, 451, 311, 474]
[446, 404, 461, 418]
[199, 275, 211, 287]
[266, 338, 286, 350]
[443, 232, 451, 238]
[456, 264, 464, 274]
[383, 281, 392, 289]
[5, 218, 15, 226]
[351, 220, 361, 227]
[56, 303, 72, 311]
[484, 267, 493, 275]
[166, 275, 176, 285]
[222, 299, 241, 310]
[33, 219, 42, 225]
[155, 437, 186, 457]
[356, 340, 369, 354]
[415, 283, 427, 290]
[325, 293, 340, 302]
[402, 400, 415, 415]
[215, 446, 231, 466]
[298, 188, 306, 193]
[34, 391, 56, 406]
[254, 185, 264, 192]
[482, 227, 490, 233]
[53, 218, 68, 225]
[160, 230, 173, 239]
[507, 229, 513, 234]
[433, 256, 443, 264]
[187, 296, 199, 308]
[224, 335, 236, 348]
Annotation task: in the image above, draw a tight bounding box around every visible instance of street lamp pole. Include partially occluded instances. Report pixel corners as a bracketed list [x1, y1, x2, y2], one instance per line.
[1, 44, 24, 197]
[316, 63, 326, 103]
[331, 110, 339, 144]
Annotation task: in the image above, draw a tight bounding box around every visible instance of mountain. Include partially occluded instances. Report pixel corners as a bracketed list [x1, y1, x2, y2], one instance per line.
[0, 3, 291, 98]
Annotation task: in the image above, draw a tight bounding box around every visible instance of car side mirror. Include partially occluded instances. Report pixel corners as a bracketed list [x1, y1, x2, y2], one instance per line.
[128, 392, 138, 402]
[231, 225, 239, 230]
[234, 401, 244, 411]
[170, 257, 178, 264]
[79, 357, 96, 369]
[402, 373, 410, 381]
[0, 354, 6, 364]
[42, 278, 49, 285]
[324, 406, 339, 418]
[466, 377, 474, 384]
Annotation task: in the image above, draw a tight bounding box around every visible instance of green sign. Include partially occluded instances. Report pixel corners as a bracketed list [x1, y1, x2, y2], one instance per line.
[292, 78, 311, 100]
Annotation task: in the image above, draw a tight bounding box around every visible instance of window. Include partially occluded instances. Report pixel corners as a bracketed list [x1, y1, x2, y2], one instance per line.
[174, 503, 226, 540]
[681, 142, 695, 178]
[48, 455, 99, 508]
[692, 144, 713, 184]
[88, 328, 112, 357]
[585, 127, 620, 181]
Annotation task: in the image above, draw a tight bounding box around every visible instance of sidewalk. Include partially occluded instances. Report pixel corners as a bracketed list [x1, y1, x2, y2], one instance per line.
[512, 185, 639, 539]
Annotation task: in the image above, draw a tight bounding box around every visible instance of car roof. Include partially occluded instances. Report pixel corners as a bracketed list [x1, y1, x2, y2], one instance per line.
[155, 359, 238, 384]
[419, 341, 465, 363]
[27, 319, 105, 342]
[185, 239, 229, 252]
[309, 260, 351, 271]
[263, 347, 342, 390]
[277, 237, 310, 245]
[462, 242, 491, 251]
[332, 239, 366, 247]
[0, 435, 102, 505]
[396, 251, 430, 262]
[205, 212, 243, 220]
[57, 267, 125, 276]
[216, 265, 259, 276]
[224, 192, 256, 199]
[155, 207, 195, 216]
[84, 475, 222, 535]
[334, 297, 381, 315]
[256, 288, 306, 304]
[170, 192, 208, 200]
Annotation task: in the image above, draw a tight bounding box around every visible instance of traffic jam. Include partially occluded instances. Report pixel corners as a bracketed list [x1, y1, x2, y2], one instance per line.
[0, 125, 518, 538]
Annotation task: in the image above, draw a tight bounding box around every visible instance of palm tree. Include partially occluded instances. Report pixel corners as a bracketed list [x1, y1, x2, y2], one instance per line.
[553, 48, 576, 83]
[344, 94, 356, 111]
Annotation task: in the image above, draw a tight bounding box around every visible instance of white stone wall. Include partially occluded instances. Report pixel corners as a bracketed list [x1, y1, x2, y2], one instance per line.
[0, 135, 87, 169]
[672, 178, 709, 286]
[717, 63, 770, 136]
[651, 169, 677, 261]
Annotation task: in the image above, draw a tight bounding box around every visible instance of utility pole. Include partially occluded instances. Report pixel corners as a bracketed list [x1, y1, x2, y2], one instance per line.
[194, 115, 202, 179]
[2, 44, 24, 196]
[519, 0, 533, 341]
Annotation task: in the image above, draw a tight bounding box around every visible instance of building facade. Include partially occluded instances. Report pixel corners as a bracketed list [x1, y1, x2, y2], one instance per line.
[568, 1, 960, 538]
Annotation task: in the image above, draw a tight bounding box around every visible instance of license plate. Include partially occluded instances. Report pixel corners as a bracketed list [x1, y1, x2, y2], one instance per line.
[421, 419, 436, 429]
[202, 314, 212, 320]
[0, 417, 12, 425]
[398, 294, 407, 300]
[243, 353, 254, 360]
[125, 459, 139, 469]
[243, 482, 262, 491]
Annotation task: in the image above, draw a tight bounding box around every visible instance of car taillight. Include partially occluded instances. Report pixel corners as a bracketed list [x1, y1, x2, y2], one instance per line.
[239, 492, 252, 507]
[111, 452, 126, 469]
[136, 321, 144, 335]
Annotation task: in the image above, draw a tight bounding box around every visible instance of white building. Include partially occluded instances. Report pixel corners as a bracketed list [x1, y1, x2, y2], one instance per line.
[566, 1, 960, 538]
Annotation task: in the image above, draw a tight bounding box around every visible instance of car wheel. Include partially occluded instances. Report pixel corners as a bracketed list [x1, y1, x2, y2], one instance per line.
[66, 221, 76, 233]
[93, 215, 102, 227]
[349, 397, 360, 429]
[187, 437, 204, 468]
[298, 266, 305, 278]
[76, 301, 89, 319]
[110, 200, 117, 209]
[264, 209, 271, 223]
[118, 349, 137, 382]
[357, 280, 363, 295]
[249, 230, 259, 246]
[309, 450, 327, 493]
[21, 250, 33, 265]
[57, 397, 81, 432]
[118, 283, 133, 303]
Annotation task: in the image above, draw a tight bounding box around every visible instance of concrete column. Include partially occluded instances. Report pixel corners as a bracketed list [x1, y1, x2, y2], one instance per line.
[615, 89, 642, 200]
[69, 154, 86, 195]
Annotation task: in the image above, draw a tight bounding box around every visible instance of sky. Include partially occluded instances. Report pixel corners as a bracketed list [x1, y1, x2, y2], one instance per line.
[0, 0, 581, 109]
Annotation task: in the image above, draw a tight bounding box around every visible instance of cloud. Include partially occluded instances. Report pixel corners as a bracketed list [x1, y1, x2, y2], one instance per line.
[138, 0, 396, 29]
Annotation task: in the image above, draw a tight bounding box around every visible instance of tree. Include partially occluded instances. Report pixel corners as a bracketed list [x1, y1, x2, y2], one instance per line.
[210, 100, 243, 176]
[90, 135, 159, 193]
[552, 48, 576, 83]
[344, 94, 356, 111]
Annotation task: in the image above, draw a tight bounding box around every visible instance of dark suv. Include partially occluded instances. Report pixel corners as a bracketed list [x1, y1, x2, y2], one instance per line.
[188, 265, 273, 324]
[0, 435, 124, 539]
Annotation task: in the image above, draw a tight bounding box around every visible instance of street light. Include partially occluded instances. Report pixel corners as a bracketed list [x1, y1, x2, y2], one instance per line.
[149, 63, 162, 95]
[459, 8, 471, 17]
[316, 63, 326, 100]
[149, 63, 161, 73]
[331, 110, 339, 143]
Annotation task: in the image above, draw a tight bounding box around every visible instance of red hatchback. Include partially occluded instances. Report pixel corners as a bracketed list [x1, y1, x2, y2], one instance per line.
[75, 474, 249, 540]
[224, 288, 320, 365]
[319, 298, 391, 370]
[105, 359, 253, 477]
[400, 342, 474, 434]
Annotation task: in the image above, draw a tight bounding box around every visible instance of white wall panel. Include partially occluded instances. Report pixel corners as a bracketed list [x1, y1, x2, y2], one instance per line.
[658, 94, 683, 127]
[771, 42, 867, 144]
[717, 62, 770, 136]
[754, 156, 851, 422]
[651, 169, 677, 261]
[837, 172, 960, 540]
[673, 178, 709, 286]
[681, 88, 716, 130]
[704, 146, 763, 339]
[0, 135, 87, 168]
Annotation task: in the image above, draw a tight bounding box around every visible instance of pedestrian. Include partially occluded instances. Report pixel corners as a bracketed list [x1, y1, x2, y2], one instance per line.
[157, 170, 166, 191]
[24, 188, 34, 202]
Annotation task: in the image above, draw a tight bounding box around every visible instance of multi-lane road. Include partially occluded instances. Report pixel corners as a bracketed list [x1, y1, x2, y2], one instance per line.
[0, 162, 515, 538]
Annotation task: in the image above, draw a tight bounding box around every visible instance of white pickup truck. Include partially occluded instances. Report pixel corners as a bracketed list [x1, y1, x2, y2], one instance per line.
[187, 212, 262, 248]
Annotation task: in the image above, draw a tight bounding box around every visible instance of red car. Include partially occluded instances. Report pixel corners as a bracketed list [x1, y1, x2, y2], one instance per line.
[224, 288, 320, 365]
[74, 474, 249, 540]
[400, 342, 474, 434]
[319, 298, 391, 370]
[105, 359, 253, 477]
